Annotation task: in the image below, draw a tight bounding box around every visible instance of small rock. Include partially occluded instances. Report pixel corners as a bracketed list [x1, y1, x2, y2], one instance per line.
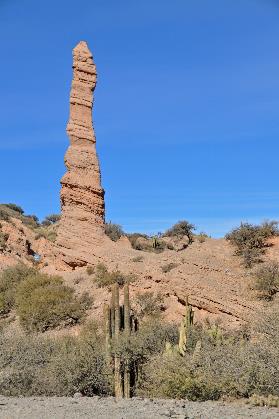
[73, 392, 83, 398]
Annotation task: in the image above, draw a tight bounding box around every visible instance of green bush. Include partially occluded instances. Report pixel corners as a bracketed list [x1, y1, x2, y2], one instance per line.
[15, 273, 92, 332]
[164, 220, 196, 244]
[105, 222, 124, 242]
[93, 263, 136, 288]
[0, 264, 37, 315]
[251, 262, 279, 300]
[225, 221, 279, 267]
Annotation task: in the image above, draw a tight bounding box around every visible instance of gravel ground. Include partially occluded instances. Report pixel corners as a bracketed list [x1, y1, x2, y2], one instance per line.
[0, 396, 278, 419]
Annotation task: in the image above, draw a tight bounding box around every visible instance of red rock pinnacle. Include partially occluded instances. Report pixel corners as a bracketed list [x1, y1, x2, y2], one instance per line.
[56, 41, 105, 267]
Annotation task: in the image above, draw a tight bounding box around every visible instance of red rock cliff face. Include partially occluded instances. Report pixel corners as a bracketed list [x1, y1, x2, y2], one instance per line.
[56, 41, 105, 267]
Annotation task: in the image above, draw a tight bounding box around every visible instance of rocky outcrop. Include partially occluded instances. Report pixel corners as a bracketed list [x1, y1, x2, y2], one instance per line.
[56, 41, 105, 267]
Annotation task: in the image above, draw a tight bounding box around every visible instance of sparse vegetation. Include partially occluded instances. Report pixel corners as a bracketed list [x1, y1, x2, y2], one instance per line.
[35, 227, 57, 242]
[164, 220, 196, 244]
[86, 265, 95, 275]
[93, 263, 136, 288]
[105, 222, 124, 242]
[4, 203, 24, 214]
[135, 292, 164, 319]
[127, 233, 167, 253]
[250, 261, 279, 300]
[43, 214, 61, 224]
[127, 233, 150, 250]
[195, 232, 209, 243]
[0, 204, 39, 229]
[0, 229, 9, 250]
[161, 262, 178, 273]
[225, 221, 279, 267]
[131, 255, 144, 262]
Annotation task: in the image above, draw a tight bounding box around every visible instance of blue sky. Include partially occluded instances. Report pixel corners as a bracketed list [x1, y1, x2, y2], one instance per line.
[0, 0, 278, 237]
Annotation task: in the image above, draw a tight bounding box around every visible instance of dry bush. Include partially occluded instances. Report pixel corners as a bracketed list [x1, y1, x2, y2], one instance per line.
[135, 292, 164, 319]
[0, 230, 9, 250]
[161, 262, 178, 273]
[104, 222, 124, 242]
[251, 262, 279, 300]
[139, 315, 279, 401]
[93, 263, 136, 288]
[195, 232, 209, 243]
[225, 221, 279, 268]
[0, 326, 110, 397]
[4, 203, 24, 214]
[248, 394, 279, 407]
[35, 227, 57, 242]
[15, 273, 92, 332]
[86, 266, 94, 275]
[131, 255, 144, 262]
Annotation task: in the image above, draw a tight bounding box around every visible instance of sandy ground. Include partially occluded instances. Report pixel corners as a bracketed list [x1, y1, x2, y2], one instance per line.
[0, 396, 278, 419]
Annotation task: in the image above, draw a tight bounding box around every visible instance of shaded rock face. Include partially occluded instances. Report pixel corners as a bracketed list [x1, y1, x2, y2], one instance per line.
[56, 41, 105, 267]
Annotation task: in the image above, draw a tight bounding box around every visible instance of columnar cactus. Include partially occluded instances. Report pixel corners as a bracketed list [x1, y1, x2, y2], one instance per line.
[178, 295, 194, 356]
[104, 283, 138, 398]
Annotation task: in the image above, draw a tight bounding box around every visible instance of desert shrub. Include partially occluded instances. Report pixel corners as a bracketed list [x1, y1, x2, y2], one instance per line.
[131, 255, 144, 262]
[15, 273, 92, 332]
[127, 233, 150, 250]
[44, 214, 61, 224]
[38, 334, 111, 396]
[0, 208, 10, 221]
[41, 219, 52, 227]
[161, 262, 178, 273]
[0, 264, 37, 315]
[0, 328, 110, 397]
[225, 221, 279, 267]
[93, 263, 136, 288]
[140, 327, 279, 400]
[86, 265, 95, 275]
[164, 220, 196, 244]
[135, 292, 164, 319]
[4, 203, 24, 214]
[35, 227, 57, 242]
[195, 232, 209, 243]
[112, 320, 178, 370]
[0, 231, 9, 250]
[248, 394, 279, 408]
[105, 222, 124, 242]
[0, 334, 57, 396]
[251, 262, 279, 300]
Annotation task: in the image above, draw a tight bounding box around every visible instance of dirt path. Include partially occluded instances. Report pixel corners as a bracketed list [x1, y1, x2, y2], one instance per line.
[0, 396, 278, 418]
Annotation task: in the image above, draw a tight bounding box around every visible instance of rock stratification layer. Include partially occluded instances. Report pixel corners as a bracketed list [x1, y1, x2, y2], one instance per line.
[56, 41, 105, 267]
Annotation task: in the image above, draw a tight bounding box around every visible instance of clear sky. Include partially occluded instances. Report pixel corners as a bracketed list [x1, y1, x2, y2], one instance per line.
[0, 0, 278, 237]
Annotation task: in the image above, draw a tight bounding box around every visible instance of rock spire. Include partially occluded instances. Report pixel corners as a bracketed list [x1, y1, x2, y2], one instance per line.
[56, 41, 105, 267]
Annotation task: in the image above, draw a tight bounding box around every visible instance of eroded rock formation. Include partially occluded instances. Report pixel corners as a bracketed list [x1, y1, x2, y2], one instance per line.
[56, 41, 105, 267]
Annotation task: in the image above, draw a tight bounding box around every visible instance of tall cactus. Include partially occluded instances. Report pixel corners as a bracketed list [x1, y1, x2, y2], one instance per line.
[104, 282, 138, 398]
[178, 295, 194, 356]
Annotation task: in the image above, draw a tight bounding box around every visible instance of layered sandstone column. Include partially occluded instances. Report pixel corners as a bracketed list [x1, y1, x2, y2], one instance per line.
[56, 41, 105, 266]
